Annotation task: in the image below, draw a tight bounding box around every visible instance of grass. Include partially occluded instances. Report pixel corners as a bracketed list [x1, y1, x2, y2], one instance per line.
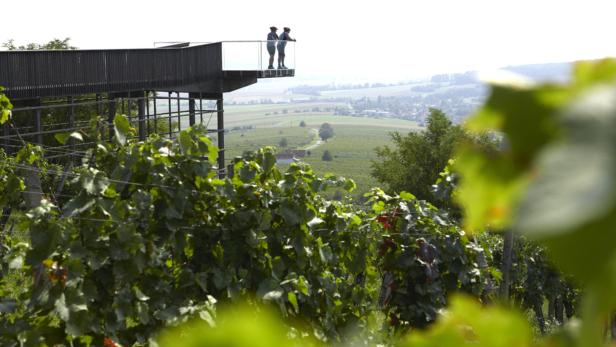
[222, 111, 421, 130]
[319, 84, 414, 99]
[199, 102, 423, 199]
[207, 101, 419, 129]
[212, 106, 421, 199]
[301, 125, 410, 199]
[223, 127, 314, 159]
[225, 102, 348, 117]
[178, 100, 421, 131]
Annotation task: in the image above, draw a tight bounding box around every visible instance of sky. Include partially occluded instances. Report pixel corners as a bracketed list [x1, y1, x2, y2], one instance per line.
[3, 0, 616, 84]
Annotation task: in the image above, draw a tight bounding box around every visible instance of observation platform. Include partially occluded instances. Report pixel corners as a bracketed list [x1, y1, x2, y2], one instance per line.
[0, 40, 295, 177]
[0, 41, 296, 100]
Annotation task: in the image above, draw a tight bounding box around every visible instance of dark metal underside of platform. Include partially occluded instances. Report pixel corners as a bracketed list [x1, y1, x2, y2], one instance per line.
[0, 43, 294, 100]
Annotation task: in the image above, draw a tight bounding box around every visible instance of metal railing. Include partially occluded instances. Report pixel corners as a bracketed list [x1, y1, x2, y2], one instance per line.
[221, 40, 295, 71]
[153, 41, 296, 71]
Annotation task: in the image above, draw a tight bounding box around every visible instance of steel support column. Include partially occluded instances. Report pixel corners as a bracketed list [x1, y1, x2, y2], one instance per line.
[176, 92, 181, 133]
[108, 94, 116, 141]
[167, 91, 172, 138]
[68, 96, 75, 150]
[138, 93, 146, 141]
[217, 97, 224, 178]
[153, 92, 158, 134]
[145, 92, 150, 136]
[96, 94, 104, 138]
[34, 104, 42, 145]
[126, 97, 131, 122]
[96, 94, 103, 116]
[188, 93, 196, 126]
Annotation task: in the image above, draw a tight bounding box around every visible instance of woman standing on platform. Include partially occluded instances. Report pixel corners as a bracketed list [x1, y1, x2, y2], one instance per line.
[267, 26, 279, 70]
[277, 27, 296, 69]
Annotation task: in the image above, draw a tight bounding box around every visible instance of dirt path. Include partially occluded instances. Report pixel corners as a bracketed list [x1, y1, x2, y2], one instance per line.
[303, 128, 323, 150]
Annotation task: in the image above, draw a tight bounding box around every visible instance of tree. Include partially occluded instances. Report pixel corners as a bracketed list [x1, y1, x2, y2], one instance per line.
[2, 37, 76, 50]
[299, 120, 306, 127]
[371, 108, 470, 203]
[278, 137, 288, 147]
[319, 122, 334, 141]
[322, 150, 333, 161]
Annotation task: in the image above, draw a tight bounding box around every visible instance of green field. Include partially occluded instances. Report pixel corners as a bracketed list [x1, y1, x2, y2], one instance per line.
[224, 127, 315, 159]
[183, 100, 423, 130]
[301, 125, 411, 199]
[219, 101, 422, 130]
[225, 102, 347, 117]
[213, 105, 421, 198]
[319, 84, 413, 99]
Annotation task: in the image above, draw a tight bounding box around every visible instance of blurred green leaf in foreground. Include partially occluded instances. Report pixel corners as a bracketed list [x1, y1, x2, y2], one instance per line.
[456, 59, 616, 346]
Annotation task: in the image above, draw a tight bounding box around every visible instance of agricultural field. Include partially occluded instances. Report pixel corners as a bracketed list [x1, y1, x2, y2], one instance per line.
[177, 101, 349, 129]
[213, 100, 423, 129]
[319, 84, 415, 99]
[173, 99, 424, 197]
[224, 126, 314, 159]
[214, 104, 422, 198]
[225, 102, 347, 118]
[224, 111, 421, 129]
[301, 125, 415, 199]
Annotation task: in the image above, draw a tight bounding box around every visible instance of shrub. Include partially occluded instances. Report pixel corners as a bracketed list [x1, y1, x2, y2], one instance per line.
[322, 150, 333, 161]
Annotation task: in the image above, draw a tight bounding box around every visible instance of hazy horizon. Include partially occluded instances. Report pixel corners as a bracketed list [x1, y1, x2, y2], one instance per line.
[3, 0, 616, 83]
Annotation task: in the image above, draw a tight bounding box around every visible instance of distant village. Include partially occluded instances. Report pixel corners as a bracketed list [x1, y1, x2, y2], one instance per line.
[229, 81, 487, 125]
[227, 62, 570, 125]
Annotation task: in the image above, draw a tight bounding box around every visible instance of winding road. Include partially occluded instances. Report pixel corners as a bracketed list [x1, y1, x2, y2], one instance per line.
[303, 128, 324, 150]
